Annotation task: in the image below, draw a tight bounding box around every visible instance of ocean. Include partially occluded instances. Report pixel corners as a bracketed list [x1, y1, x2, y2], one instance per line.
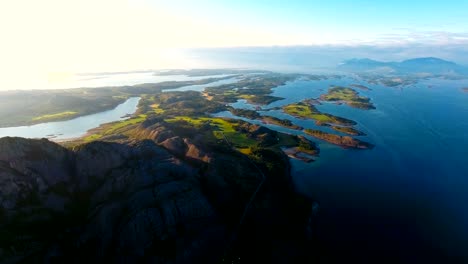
[267, 77, 468, 262]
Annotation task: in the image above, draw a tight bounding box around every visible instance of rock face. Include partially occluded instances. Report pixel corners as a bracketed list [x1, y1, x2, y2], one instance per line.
[0, 135, 313, 263]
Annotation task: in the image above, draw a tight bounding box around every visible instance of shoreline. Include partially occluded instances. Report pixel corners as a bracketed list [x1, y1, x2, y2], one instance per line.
[282, 146, 317, 163]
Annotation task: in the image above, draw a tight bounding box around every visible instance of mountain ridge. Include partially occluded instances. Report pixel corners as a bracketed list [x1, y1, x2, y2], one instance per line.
[338, 57, 468, 75]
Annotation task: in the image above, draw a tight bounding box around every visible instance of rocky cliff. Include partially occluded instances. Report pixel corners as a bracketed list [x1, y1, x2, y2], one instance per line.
[0, 124, 314, 263]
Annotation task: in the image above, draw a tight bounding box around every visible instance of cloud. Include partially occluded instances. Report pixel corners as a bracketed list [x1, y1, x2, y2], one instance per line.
[371, 29, 468, 46]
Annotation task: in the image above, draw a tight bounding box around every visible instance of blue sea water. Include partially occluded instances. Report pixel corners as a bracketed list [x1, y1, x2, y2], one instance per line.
[216, 76, 468, 262]
[292, 79, 468, 262]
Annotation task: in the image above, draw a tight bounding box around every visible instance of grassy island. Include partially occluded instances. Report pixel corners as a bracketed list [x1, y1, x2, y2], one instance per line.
[283, 101, 356, 126]
[320, 86, 375, 110]
[304, 129, 373, 149]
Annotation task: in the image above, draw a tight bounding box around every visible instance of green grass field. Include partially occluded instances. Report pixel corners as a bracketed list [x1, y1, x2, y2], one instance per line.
[83, 114, 147, 142]
[165, 116, 257, 148]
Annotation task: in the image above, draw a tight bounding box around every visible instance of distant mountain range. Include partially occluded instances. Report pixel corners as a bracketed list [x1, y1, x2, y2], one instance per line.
[338, 57, 468, 75]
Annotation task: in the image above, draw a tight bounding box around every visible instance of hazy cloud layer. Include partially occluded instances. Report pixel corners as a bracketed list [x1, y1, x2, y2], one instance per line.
[187, 41, 468, 73]
[372, 30, 468, 46]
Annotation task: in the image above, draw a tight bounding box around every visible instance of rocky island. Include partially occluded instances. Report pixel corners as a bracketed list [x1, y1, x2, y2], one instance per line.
[305, 129, 374, 149]
[319, 86, 375, 110]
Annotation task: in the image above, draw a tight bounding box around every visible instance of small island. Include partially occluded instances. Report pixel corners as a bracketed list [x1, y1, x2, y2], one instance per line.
[319, 86, 375, 110]
[304, 129, 373, 149]
[462, 87, 468, 93]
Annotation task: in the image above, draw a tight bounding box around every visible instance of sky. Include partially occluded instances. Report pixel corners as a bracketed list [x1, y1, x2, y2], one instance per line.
[1, 0, 468, 90]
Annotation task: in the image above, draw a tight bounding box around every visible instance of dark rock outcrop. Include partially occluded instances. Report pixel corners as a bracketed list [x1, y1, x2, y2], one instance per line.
[0, 135, 313, 263]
